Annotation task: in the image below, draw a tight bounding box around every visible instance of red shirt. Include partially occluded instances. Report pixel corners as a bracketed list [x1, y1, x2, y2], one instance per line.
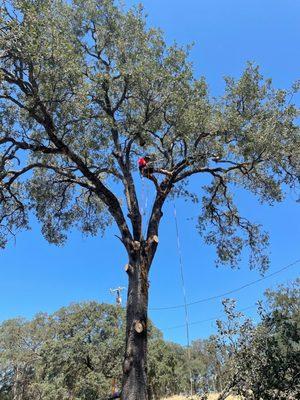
[138, 157, 147, 168]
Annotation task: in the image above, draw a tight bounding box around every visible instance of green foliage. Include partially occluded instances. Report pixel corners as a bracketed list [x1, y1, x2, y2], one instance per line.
[214, 279, 300, 400]
[0, 0, 299, 269]
[1, 281, 299, 400]
[189, 338, 226, 395]
[0, 303, 125, 400]
[1, 2, 299, 398]
[148, 338, 196, 399]
[0, 302, 192, 400]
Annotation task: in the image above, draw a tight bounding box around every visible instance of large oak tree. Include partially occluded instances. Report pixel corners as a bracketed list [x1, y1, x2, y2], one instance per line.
[0, 1, 299, 398]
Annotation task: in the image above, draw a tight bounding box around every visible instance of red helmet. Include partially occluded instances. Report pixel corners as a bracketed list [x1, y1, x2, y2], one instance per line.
[138, 157, 147, 167]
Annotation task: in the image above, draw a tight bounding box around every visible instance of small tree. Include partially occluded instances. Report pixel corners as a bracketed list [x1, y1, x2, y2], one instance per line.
[214, 280, 300, 400]
[0, 1, 299, 398]
[188, 338, 226, 395]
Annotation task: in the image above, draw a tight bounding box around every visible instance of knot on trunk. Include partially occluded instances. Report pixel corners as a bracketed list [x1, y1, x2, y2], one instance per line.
[124, 263, 134, 274]
[147, 235, 159, 245]
[123, 356, 134, 374]
[133, 319, 146, 334]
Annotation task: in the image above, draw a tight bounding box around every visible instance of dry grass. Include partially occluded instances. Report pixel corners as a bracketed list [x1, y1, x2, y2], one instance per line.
[207, 395, 240, 400]
[161, 395, 241, 400]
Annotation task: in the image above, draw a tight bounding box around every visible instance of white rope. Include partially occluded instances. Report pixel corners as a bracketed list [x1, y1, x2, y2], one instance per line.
[140, 175, 150, 237]
[143, 179, 150, 236]
[140, 175, 145, 218]
[173, 202, 193, 396]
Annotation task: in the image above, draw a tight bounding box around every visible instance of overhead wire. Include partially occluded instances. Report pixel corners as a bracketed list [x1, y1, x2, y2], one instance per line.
[162, 271, 298, 331]
[162, 269, 299, 331]
[139, 161, 299, 339]
[163, 304, 257, 331]
[150, 258, 300, 311]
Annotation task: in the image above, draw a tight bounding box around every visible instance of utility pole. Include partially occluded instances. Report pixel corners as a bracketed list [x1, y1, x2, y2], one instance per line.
[109, 286, 126, 397]
[110, 286, 126, 306]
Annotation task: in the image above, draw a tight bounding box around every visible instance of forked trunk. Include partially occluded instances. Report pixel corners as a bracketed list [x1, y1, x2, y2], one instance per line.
[121, 247, 149, 400]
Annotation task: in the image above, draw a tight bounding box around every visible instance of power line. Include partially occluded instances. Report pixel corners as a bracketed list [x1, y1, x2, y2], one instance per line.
[110, 286, 126, 306]
[150, 258, 300, 311]
[163, 304, 257, 331]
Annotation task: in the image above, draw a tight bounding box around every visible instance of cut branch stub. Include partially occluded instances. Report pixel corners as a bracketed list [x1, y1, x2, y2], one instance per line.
[134, 320, 146, 334]
[150, 235, 159, 244]
[124, 263, 133, 274]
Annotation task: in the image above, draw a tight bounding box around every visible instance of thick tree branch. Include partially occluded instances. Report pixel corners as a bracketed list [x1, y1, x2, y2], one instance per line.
[1, 66, 133, 245]
[0, 137, 61, 155]
[91, 71, 142, 240]
[42, 115, 133, 246]
[3, 163, 94, 191]
[173, 161, 260, 183]
[146, 176, 174, 264]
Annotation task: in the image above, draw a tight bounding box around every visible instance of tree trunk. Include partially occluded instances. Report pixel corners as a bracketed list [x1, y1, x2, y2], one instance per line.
[121, 247, 149, 400]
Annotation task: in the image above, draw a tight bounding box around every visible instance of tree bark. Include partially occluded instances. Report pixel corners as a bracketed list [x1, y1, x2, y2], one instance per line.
[121, 245, 150, 400]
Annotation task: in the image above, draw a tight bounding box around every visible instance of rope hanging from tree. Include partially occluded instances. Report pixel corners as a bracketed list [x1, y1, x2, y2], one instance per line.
[173, 202, 193, 396]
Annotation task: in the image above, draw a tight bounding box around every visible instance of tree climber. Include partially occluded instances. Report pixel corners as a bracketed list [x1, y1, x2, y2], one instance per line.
[138, 156, 154, 178]
[138, 155, 160, 189]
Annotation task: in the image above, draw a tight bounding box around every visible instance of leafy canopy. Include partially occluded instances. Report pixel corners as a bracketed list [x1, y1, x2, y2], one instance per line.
[0, 302, 187, 400]
[0, 0, 299, 269]
[215, 279, 300, 400]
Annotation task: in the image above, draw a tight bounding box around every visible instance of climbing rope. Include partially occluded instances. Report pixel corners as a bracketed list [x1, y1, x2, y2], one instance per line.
[140, 175, 145, 218]
[173, 202, 193, 396]
[140, 175, 149, 236]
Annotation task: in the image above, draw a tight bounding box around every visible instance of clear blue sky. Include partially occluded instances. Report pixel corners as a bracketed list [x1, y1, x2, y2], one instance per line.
[1, 0, 300, 345]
